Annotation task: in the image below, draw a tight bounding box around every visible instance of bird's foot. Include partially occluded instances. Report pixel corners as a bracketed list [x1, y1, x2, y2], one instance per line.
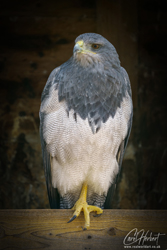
[67, 183, 103, 229]
[68, 199, 103, 229]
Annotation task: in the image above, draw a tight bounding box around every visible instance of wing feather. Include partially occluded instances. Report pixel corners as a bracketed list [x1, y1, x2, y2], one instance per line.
[104, 67, 133, 208]
[39, 67, 61, 208]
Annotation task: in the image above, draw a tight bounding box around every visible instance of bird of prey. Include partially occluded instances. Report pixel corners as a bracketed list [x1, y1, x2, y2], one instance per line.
[39, 33, 133, 229]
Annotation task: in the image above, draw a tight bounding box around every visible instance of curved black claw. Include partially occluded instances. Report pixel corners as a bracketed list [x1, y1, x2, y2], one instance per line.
[67, 215, 77, 223]
[82, 227, 87, 231]
[93, 213, 102, 217]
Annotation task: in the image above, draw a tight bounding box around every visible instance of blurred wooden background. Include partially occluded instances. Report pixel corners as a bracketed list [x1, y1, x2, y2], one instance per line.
[0, 0, 167, 209]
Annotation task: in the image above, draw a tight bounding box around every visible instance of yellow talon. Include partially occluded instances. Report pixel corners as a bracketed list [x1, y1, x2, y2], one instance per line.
[68, 183, 103, 229]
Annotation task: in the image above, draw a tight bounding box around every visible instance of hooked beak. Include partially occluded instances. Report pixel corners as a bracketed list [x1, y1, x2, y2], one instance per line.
[73, 43, 83, 54]
[73, 40, 84, 54]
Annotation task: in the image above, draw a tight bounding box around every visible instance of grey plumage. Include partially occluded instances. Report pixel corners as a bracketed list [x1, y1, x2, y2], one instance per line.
[39, 33, 133, 209]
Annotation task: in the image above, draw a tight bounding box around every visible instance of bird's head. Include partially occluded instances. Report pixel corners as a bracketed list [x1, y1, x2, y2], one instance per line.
[73, 33, 120, 68]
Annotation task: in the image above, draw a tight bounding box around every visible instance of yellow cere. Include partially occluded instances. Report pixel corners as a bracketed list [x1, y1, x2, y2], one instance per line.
[76, 40, 84, 47]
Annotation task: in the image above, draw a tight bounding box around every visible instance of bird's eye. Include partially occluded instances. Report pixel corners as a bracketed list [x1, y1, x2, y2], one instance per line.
[91, 44, 101, 49]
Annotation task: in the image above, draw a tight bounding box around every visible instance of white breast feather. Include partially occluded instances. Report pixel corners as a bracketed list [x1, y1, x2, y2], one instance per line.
[41, 86, 132, 197]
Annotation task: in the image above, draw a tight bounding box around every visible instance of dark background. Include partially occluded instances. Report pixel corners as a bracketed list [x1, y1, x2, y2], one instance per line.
[0, 0, 167, 209]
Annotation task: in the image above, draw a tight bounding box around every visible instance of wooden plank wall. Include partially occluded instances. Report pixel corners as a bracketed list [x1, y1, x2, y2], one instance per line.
[0, 0, 138, 210]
